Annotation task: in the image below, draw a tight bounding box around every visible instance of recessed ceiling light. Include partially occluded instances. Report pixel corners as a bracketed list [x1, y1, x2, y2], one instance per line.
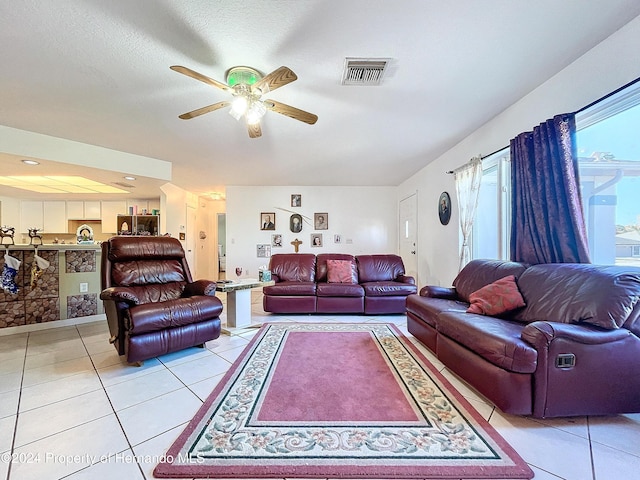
[124, 176, 136, 181]
[21, 160, 40, 166]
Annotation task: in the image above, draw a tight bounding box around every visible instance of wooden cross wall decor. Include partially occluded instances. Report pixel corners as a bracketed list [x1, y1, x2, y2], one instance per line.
[290, 238, 302, 253]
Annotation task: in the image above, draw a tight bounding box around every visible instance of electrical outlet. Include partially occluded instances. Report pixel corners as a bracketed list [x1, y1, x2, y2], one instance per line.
[79, 282, 88, 293]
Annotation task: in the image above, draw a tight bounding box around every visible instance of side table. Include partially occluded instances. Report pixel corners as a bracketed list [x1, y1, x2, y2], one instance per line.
[216, 279, 274, 333]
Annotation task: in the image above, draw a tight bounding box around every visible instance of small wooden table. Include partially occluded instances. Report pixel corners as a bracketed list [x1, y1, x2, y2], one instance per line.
[216, 279, 274, 332]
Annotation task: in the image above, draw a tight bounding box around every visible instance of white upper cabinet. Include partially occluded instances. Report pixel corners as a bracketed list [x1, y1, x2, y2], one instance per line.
[43, 201, 67, 233]
[101, 201, 128, 234]
[20, 201, 43, 232]
[67, 201, 101, 219]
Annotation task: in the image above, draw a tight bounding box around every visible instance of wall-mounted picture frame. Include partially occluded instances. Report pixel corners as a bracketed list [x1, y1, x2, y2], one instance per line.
[311, 233, 323, 247]
[257, 244, 272, 258]
[290, 214, 303, 233]
[314, 213, 328, 230]
[438, 192, 451, 226]
[334, 234, 342, 244]
[271, 234, 283, 247]
[291, 194, 302, 207]
[260, 212, 276, 230]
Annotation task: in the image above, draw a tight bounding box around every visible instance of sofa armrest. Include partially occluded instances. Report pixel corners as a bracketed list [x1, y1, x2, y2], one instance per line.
[100, 287, 141, 305]
[397, 274, 416, 285]
[183, 279, 217, 297]
[521, 321, 631, 348]
[419, 285, 457, 300]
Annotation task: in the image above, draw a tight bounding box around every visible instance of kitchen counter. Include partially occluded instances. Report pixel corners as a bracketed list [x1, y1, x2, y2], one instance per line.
[2, 243, 102, 250]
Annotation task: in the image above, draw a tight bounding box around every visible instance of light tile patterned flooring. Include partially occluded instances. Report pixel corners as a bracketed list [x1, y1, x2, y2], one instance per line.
[1, 291, 639, 480]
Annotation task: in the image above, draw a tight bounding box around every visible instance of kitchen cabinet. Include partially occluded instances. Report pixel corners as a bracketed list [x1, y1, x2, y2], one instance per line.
[101, 201, 127, 234]
[43, 201, 67, 233]
[67, 201, 101, 219]
[20, 201, 43, 232]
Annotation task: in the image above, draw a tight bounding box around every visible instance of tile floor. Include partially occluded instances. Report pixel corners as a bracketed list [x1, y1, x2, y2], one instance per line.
[1, 291, 639, 480]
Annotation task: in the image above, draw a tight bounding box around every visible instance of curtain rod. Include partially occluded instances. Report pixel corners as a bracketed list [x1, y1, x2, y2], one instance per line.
[445, 147, 505, 174]
[446, 74, 640, 175]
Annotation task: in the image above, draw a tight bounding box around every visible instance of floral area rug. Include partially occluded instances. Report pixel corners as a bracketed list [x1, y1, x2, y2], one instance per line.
[154, 323, 533, 479]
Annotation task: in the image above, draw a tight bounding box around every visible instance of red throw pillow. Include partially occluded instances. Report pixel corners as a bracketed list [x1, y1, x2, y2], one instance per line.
[466, 275, 526, 315]
[326, 259, 356, 284]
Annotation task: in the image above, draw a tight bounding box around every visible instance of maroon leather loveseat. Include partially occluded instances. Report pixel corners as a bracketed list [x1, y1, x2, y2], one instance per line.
[406, 259, 640, 418]
[263, 253, 416, 314]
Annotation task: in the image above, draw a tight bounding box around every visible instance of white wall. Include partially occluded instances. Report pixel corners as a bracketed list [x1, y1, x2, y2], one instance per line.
[399, 15, 640, 287]
[226, 186, 398, 279]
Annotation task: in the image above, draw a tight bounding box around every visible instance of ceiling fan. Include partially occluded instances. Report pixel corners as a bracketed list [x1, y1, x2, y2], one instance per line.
[170, 65, 318, 138]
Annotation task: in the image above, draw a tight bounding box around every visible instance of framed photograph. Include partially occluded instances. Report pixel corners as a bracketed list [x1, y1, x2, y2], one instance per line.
[334, 234, 342, 244]
[291, 194, 302, 207]
[257, 244, 272, 258]
[438, 192, 451, 226]
[271, 234, 283, 247]
[311, 233, 323, 247]
[260, 212, 275, 230]
[290, 214, 303, 233]
[314, 213, 328, 230]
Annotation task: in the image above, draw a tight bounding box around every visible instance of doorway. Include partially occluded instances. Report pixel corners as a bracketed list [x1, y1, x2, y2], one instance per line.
[399, 193, 418, 283]
[217, 213, 226, 276]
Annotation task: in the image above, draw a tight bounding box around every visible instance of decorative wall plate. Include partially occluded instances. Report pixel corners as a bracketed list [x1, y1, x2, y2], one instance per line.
[438, 192, 451, 225]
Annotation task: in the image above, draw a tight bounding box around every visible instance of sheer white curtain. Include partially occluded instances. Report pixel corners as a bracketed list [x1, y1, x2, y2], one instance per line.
[454, 156, 483, 271]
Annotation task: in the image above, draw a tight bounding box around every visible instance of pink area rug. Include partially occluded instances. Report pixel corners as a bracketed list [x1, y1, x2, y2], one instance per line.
[154, 323, 533, 479]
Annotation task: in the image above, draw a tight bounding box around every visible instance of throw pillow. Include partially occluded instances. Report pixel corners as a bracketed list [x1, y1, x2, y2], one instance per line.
[466, 275, 526, 315]
[326, 259, 356, 284]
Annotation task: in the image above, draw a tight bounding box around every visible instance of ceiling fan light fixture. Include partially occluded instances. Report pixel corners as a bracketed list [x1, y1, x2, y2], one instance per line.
[246, 100, 267, 125]
[230, 96, 248, 120]
[226, 66, 262, 87]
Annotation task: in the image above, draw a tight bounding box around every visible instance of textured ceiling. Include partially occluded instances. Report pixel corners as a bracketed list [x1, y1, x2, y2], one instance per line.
[1, 0, 639, 199]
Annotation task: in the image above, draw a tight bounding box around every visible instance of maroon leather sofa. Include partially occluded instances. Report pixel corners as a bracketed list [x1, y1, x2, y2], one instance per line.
[406, 259, 640, 418]
[263, 253, 416, 314]
[100, 236, 223, 364]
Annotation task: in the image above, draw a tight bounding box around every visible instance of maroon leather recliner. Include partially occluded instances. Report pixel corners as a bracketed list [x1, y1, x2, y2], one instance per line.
[100, 236, 223, 364]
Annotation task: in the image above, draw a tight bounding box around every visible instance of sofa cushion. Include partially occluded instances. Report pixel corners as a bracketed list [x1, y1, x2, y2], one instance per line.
[453, 260, 529, 303]
[361, 281, 417, 297]
[263, 281, 317, 296]
[517, 264, 640, 330]
[317, 283, 364, 297]
[127, 296, 223, 335]
[269, 254, 316, 282]
[357, 254, 406, 283]
[326, 259, 358, 283]
[436, 311, 538, 374]
[467, 275, 526, 315]
[406, 295, 468, 328]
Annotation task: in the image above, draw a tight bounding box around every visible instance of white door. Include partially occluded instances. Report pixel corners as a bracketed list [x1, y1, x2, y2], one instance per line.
[185, 205, 197, 275]
[399, 193, 418, 283]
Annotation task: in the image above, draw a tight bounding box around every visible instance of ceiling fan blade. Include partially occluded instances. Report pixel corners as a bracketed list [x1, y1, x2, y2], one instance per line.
[170, 65, 231, 93]
[247, 122, 262, 138]
[253, 66, 297, 94]
[265, 99, 318, 125]
[178, 101, 231, 119]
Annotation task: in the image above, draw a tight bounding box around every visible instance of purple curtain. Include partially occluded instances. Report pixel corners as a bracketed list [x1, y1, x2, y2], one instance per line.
[510, 113, 590, 264]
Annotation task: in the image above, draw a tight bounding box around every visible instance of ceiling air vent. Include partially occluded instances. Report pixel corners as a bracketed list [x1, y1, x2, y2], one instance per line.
[113, 182, 135, 189]
[342, 58, 390, 86]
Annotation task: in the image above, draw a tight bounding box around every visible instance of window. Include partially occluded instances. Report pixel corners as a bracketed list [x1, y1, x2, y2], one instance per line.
[471, 149, 511, 261]
[576, 80, 640, 266]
